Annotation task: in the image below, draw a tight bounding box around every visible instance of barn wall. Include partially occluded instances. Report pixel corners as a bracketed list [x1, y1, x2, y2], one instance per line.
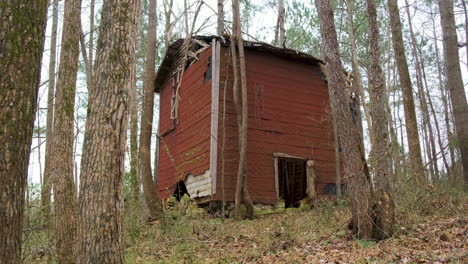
[157, 46, 213, 199]
[215, 47, 337, 204]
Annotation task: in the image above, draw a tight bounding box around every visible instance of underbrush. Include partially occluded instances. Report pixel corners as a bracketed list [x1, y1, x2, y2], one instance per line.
[22, 181, 467, 263]
[123, 182, 467, 263]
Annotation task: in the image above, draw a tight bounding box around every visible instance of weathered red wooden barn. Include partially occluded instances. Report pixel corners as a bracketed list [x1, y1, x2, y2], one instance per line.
[154, 36, 339, 207]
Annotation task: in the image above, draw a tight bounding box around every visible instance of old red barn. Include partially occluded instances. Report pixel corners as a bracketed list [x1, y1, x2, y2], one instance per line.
[154, 36, 340, 208]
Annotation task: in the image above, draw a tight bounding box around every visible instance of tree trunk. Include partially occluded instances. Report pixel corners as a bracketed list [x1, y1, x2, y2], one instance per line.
[345, 0, 367, 150]
[42, 0, 59, 226]
[164, 0, 174, 50]
[275, 0, 286, 47]
[387, 0, 427, 186]
[232, 0, 254, 219]
[315, 0, 374, 239]
[366, 0, 395, 239]
[430, 4, 455, 169]
[50, 0, 81, 261]
[77, 0, 141, 263]
[462, 0, 468, 73]
[404, 0, 439, 181]
[130, 58, 140, 202]
[419, 50, 451, 175]
[139, 0, 163, 218]
[217, 0, 224, 35]
[0, 1, 48, 262]
[184, 0, 189, 37]
[438, 0, 468, 191]
[89, 0, 95, 75]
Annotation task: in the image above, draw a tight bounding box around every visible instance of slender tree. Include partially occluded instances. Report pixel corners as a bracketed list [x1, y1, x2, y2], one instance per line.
[387, 0, 426, 186]
[232, 0, 255, 219]
[315, 0, 375, 239]
[140, 0, 163, 218]
[50, 0, 81, 261]
[438, 0, 468, 190]
[163, 0, 174, 49]
[217, 0, 224, 35]
[403, 0, 439, 180]
[130, 59, 140, 202]
[366, 0, 394, 239]
[275, 0, 286, 47]
[42, 0, 59, 224]
[430, 3, 456, 167]
[345, 0, 367, 148]
[77, 0, 141, 262]
[89, 0, 95, 75]
[0, 1, 48, 262]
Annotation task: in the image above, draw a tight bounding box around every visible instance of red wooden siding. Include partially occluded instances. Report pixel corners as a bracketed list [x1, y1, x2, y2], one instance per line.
[214, 47, 337, 204]
[157, 47, 213, 199]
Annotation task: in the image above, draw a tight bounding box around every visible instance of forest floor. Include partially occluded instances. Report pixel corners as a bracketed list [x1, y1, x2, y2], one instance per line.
[122, 184, 467, 264]
[24, 183, 467, 263]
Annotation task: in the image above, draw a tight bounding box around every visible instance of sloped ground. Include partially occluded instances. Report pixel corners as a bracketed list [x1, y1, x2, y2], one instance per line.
[22, 183, 467, 263]
[124, 185, 467, 264]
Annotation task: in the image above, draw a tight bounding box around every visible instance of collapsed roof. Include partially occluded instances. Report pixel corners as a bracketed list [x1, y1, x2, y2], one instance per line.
[154, 35, 324, 93]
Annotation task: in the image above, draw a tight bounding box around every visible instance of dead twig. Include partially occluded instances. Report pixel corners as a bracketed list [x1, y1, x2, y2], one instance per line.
[177, 237, 218, 244]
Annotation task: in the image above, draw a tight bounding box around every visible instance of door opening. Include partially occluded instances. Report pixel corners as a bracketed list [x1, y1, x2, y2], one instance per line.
[278, 157, 307, 208]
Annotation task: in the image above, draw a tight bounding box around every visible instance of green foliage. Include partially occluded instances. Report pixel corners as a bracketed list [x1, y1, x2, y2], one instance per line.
[285, 0, 321, 56]
[123, 171, 134, 202]
[355, 238, 377, 248]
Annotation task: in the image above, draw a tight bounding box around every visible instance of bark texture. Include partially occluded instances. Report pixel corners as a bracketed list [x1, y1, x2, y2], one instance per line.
[0, 1, 48, 262]
[387, 0, 426, 186]
[438, 0, 468, 190]
[139, 0, 163, 218]
[366, 0, 394, 239]
[315, 0, 374, 239]
[50, 0, 81, 262]
[77, 0, 141, 263]
[42, 0, 59, 223]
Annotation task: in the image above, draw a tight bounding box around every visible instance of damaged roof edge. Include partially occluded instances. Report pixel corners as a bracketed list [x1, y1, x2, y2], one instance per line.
[153, 35, 324, 93]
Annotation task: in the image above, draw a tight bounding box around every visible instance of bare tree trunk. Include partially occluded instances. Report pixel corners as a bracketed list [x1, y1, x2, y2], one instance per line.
[0, 1, 48, 262]
[42, 0, 59, 225]
[232, 0, 254, 219]
[80, 27, 93, 92]
[274, 0, 286, 47]
[217, 0, 224, 35]
[89, 0, 95, 74]
[387, 0, 427, 186]
[366, 0, 394, 239]
[462, 0, 468, 73]
[332, 112, 342, 198]
[383, 34, 404, 181]
[315, 0, 374, 239]
[130, 60, 140, 202]
[404, 0, 439, 181]
[419, 50, 450, 175]
[430, 4, 455, 169]
[77, 0, 141, 263]
[345, 0, 366, 149]
[50, 0, 81, 261]
[184, 0, 189, 37]
[163, 0, 174, 50]
[438, 0, 468, 191]
[139, 0, 163, 218]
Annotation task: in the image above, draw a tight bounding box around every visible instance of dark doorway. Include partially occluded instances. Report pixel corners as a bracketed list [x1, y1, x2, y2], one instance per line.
[278, 157, 307, 208]
[173, 181, 189, 201]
